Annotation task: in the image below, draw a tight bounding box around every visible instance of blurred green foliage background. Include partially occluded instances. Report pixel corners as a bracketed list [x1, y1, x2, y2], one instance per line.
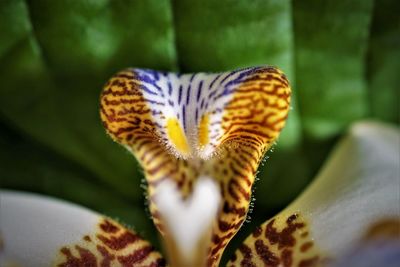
[0, 0, 399, 262]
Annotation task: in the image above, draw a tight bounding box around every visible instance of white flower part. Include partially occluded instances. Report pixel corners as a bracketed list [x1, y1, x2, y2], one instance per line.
[153, 176, 221, 261]
[0, 190, 100, 266]
[289, 121, 400, 258]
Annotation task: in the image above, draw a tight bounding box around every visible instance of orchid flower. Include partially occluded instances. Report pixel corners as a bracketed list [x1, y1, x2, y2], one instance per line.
[98, 66, 291, 267]
[0, 67, 399, 267]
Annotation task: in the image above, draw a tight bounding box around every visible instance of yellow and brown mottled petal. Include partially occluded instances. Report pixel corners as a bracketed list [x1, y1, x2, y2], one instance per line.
[0, 191, 166, 267]
[228, 213, 324, 267]
[54, 218, 166, 267]
[228, 121, 400, 267]
[100, 66, 291, 266]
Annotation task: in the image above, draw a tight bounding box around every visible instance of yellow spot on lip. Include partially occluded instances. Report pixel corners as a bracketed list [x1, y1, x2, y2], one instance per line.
[198, 114, 210, 148]
[166, 118, 190, 155]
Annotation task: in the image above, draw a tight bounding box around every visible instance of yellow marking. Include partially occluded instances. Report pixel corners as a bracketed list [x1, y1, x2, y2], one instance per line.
[166, 118, 191, 155]
[198, 114, 210, 148]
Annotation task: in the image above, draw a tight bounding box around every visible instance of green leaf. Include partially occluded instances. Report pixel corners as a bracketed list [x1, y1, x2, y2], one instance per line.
[0, 0, 177, 201]
[367, 0, 400, 123]
[293, 0, 374, 139]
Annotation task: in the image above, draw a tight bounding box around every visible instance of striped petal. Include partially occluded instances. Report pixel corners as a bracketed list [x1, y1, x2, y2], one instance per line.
[0, 191, 166, 267]
[100, 66, 291, 266]
[228, 121, 400, 267]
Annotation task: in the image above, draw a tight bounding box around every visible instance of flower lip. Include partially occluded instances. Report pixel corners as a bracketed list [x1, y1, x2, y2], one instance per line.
[100, 66, 291, 266]
[101, 66, 291, 160]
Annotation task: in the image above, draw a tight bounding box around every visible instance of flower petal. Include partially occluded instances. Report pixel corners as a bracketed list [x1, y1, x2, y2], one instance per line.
[100, 66, 291, 265]
[228, 121, 400, 266]
[0, 191, 166, 266]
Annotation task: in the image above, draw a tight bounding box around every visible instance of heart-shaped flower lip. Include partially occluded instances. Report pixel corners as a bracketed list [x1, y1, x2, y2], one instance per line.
[100, 66, 291, 266]
[100, 66, 290, 160]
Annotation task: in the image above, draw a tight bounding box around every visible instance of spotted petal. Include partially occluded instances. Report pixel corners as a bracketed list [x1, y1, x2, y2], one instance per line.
[228, 121, 400, 267]
[100, 66, 291, 266]
[0, 191, 166, 266]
